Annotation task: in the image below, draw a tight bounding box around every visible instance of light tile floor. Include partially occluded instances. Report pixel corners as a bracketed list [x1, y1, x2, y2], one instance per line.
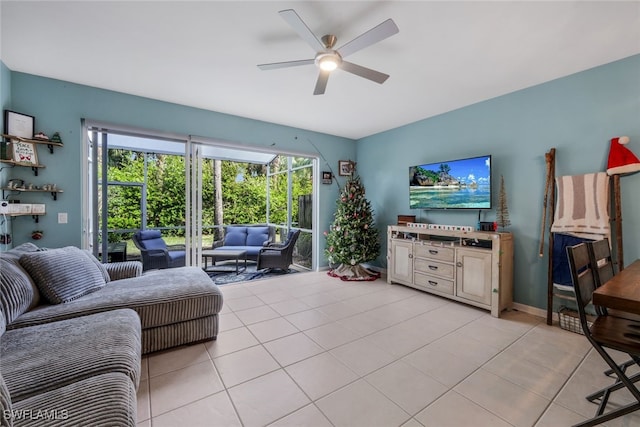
[137, 271, 640, 427]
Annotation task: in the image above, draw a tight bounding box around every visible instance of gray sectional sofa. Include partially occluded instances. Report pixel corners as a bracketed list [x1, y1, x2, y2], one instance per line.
[0, 243, 223, 426]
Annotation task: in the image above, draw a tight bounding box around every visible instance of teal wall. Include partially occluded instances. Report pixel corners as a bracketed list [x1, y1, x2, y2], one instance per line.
[6, 73, 355, 252]
[4, 55, 640, 311]
[0, 61, 12, 251]
[357, 54, 640, 310]
[0, 61, 10, 126]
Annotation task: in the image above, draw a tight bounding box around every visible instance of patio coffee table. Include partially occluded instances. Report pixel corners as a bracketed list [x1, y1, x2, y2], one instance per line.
[201, 249, 247, 274]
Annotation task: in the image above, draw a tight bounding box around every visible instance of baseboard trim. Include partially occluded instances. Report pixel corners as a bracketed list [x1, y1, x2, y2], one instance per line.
[322, 265, 545, 320]
[511, 302, 546, 319]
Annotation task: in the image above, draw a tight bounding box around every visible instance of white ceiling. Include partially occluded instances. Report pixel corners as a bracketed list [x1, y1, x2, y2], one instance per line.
[1, 1, 639, 140]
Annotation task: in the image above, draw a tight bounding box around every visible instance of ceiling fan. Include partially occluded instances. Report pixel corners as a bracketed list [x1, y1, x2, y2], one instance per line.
[258, 9, 399, 95]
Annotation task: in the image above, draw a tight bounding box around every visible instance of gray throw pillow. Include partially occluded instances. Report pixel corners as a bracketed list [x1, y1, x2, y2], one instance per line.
[0, 258, 39, 323]
[19, 247, 107, 304]
[83, 250, 111, 284]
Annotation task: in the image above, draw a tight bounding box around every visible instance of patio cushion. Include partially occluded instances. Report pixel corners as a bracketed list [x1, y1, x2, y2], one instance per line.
[168, 251, 186, 262]
[246, 227, 270, 246]
[19, 247, 107, 304]
[224, 227, 248, 246]
[136, 230, 167, 250]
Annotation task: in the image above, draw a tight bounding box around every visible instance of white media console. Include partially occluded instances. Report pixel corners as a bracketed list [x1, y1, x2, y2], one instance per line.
[387, 224, 514, 317]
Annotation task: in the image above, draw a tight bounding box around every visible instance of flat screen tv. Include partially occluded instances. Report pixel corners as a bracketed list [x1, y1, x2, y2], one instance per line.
[409, 155, 492, 209]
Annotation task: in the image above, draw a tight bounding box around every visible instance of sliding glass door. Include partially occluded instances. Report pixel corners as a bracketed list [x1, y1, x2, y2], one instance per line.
[82, 120, 319, 270]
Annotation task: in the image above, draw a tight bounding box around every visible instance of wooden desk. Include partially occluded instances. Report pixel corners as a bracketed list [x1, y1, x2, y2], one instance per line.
[593, 259, 640, 315]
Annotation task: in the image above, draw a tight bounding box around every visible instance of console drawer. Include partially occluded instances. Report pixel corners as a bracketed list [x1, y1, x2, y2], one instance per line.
[414, 245, 454, 262]
[414, 272, 454, 295]
[414, 258, 454, 279]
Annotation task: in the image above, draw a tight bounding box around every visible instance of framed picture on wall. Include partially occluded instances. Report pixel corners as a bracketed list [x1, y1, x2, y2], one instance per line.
[338, 160, 353, 176]
[322, 171, 332, 184]
[4, 110, 35, 139]
[11, 140, 38, 165]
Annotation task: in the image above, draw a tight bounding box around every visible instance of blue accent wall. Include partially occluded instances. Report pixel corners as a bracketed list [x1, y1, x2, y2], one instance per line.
[357, 54, 640, 310]
[0, 61, 11, 125]
[7, 73, 355, 252]
[0, 61, 12, 251]
[5, 55, 639, 311]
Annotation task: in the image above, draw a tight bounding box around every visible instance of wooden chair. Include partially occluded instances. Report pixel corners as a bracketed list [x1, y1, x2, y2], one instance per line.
[587, 239, 639, 378]
[566, 243, 640, 427]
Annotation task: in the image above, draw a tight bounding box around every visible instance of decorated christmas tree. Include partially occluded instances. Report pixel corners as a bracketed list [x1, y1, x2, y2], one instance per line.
[325, 171, 380, 281]
[496, 175, 511, 229]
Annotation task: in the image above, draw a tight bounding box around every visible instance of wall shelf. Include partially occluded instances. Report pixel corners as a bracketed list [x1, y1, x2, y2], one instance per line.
[2, 187, 63, 200]
[2, 133, 63, 154]
[0, 159, 45, 176]
[2, 213, 44, 223]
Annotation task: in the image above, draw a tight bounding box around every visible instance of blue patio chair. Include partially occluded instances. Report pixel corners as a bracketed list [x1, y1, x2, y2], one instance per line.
[132, 230, 186, 271]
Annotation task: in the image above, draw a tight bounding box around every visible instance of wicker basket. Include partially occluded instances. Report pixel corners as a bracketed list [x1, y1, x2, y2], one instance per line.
[558, 306, 594, 335]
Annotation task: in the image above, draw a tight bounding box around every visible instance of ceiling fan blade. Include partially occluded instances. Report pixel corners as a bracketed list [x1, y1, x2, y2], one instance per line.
[257, 59, 315, 70]
[313, 70, 330, 95]
[279, 9, 325, 52]
[337, 19, 399, 58]
[340, 61, 389, 84]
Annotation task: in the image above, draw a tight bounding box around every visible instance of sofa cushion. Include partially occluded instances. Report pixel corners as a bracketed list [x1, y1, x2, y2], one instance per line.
[8, 267, 223, 332]
[83, 250, 111, 284]
[1, 309, 141, 402]
[12, 372, 136, 427]
[224, 226, 248, 246]
[0, 243, 41, 310]
[0, 373, 11, 427]
[18, 247, 107, 304]
[0, 258, 39, 324]
[246, 226, 270, 246]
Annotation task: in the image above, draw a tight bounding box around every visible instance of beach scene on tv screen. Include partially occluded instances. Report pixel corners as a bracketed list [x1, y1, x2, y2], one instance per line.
[409, 156, 491, 209]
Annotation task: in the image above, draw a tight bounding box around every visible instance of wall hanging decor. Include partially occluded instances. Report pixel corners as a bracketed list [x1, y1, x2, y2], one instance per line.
[4, 110, 34, 138]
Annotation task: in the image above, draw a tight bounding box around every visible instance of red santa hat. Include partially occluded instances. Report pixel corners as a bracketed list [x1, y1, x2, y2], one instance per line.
[607, 136, 640, 175]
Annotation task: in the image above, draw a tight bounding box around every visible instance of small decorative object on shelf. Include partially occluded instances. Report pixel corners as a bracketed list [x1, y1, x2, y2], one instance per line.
[31, 230, 44, 240]
[11, 140, 38, 166]
[50, 132, 63, 145]
[496, 175, 511, 230]
[33, 132, 49, 141]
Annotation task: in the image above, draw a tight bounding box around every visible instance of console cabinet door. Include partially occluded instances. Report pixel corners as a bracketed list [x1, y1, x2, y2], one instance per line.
[390, 240, 413, 284]
[456, 248, 492, 305]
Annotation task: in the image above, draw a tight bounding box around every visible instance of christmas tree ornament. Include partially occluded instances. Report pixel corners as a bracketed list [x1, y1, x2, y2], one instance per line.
[50, 132, 64, 145]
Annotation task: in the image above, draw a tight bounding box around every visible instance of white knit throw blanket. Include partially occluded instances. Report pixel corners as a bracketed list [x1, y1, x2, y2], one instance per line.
[551, 172, 610, 239]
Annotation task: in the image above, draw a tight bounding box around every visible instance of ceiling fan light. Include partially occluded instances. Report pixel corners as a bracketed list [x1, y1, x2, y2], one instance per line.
[316, 52, 342, 72]
[319, 57, 338, 71]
